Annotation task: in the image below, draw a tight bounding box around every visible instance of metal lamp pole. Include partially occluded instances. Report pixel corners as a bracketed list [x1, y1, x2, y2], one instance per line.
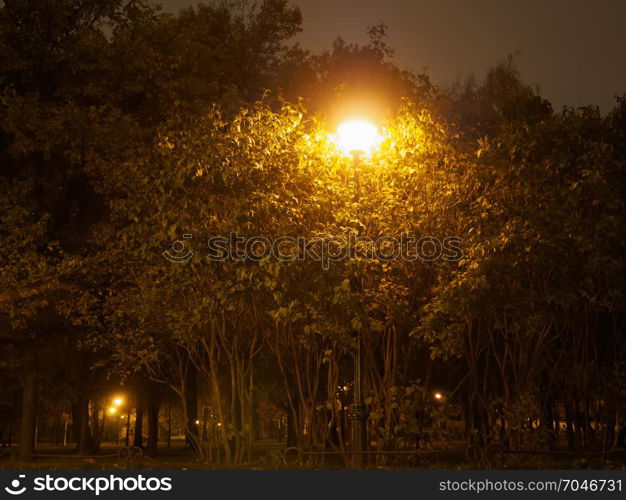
[348, 150, 368, 468]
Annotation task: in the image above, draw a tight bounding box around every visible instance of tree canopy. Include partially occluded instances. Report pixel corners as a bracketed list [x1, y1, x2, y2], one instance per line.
[1, 0, 625, 466]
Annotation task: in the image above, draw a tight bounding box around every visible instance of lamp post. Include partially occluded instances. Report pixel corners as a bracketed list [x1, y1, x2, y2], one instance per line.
[110, 396, 125, 447]
[336, 120, 380, 468]
[108, 407, 119, 445]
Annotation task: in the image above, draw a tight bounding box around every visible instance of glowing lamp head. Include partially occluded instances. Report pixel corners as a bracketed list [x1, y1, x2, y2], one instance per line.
[336, 120, 380, 155]
[434, 392, 443, 401]
[113, 397, 123, 406]
[108, 407, 117, 415]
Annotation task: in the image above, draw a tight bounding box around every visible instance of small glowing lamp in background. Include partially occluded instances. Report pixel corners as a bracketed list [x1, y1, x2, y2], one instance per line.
[113, 397, 124, 407]
[434, 392, 443, 401]
[108, 407, 117, 415]
[336, 120, 380, 156]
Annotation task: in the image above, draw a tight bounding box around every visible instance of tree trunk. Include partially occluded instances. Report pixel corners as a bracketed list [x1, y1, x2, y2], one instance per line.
[133, 408, 143, 448]
[91, 401, 103, 452]
[146, 397, 160, 457]
[184, 364, 198, 450]
[125, 409, 131, 447]
[287, 406, 298, 447]
[18, 365, 37, 461]
[71, 402, 80, 445]
[565, 401, 576, 452]
[77, 396, 95, 455]
[167, 398, 172, 449]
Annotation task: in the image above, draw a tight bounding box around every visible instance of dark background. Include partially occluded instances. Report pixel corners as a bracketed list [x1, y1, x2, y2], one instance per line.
[158, 0, 626, 113]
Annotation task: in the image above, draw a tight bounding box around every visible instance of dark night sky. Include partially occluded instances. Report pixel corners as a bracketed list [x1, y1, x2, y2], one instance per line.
[157, 0, 626, 113]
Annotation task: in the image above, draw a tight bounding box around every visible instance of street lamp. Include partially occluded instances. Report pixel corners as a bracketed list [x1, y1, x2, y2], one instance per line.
[336, 119, 381, 468]
[336, 120, 380, 156]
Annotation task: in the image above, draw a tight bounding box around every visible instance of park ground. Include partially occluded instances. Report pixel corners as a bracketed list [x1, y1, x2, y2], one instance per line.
[2, 440, 626, 470]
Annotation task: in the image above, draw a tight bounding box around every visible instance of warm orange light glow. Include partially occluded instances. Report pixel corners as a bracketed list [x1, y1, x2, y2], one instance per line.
[434, 392, 443, 400]
[113, 397, 124, 406]
[336, 120, 380, 155]
[108, 407, 117, 415]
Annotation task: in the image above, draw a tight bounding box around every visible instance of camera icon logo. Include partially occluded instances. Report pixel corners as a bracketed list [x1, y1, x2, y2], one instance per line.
[5, 475, 27, 495]
[163, 234, 194, 264]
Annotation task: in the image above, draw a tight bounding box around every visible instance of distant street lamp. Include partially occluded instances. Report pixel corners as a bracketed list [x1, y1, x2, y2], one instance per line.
[336, 120, 381, 468]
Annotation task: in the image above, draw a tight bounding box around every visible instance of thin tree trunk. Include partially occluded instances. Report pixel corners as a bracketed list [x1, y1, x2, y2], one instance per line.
[18, 364, 37, 461]
[167, 398, 172, 449]
[125, 409, 131, 447]
[77, 396, 95, 455]
[133, 408, 143, 448]
[184, 364, 198, 451]
[146, 397, 159, 457]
